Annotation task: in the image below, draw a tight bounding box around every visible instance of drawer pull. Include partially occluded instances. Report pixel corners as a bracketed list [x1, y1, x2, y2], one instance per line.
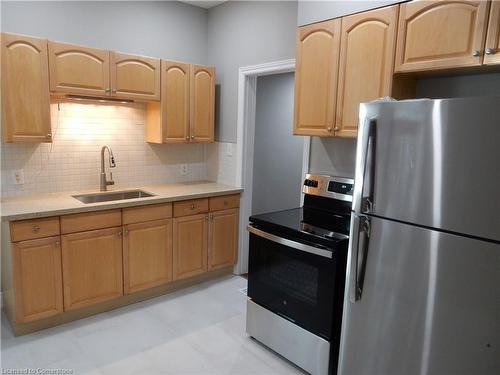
[32, 225, 41, 233]
[190, 203, 195, 210]
[55, 241, 60, 248]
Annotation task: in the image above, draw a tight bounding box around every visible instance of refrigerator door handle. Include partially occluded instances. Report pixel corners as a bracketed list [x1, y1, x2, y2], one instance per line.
[350, 214, 371, 303]
[354, 118, 377, 214]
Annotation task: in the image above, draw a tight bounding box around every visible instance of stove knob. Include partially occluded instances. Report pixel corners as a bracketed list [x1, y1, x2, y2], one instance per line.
[311, 180, 318, 187]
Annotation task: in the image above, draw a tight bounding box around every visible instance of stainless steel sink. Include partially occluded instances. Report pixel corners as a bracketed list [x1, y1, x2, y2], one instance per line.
[72, 190, 155, 204]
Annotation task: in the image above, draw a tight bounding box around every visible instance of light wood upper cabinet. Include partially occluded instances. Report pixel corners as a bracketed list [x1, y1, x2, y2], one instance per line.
[1, 33, 52, 143]
[173, 214, 208, 280]
[208, 209, 238, 271]
[123, 219, 173, 294]
[190, 64, 215, 143]
[48, 41, 110, 96]
[12, 236, 63, 323]
[395, 0, 490, 72]
[163, 60, 191, 142]
[111, 52, 160, 100]
[61, 227, 123, 311]
[335, 5, 398, 138]
[294, 19, 341, 137]
[484, 0, 500, 65]
[147, 60, 191, 143]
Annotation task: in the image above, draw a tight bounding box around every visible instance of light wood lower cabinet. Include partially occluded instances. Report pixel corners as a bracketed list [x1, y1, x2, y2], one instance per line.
[123, 219, 173, 294]
[173, 214, 208, 280]
[61, 227, 123, 311]
[4, 194, 239, 331]
[484, 0, 500, 65]
[209, 209, 239, 270]
[12, 236, 63, 323]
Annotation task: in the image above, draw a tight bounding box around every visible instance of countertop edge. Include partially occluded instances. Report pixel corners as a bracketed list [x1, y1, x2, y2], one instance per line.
[1, 187, 243, 222]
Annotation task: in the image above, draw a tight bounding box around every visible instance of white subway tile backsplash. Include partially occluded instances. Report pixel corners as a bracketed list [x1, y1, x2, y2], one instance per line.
[207, 141, 238, 186]
[1, 102, 209, 198]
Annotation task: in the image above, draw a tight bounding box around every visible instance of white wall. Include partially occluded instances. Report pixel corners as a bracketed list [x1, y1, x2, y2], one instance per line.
[297, 0, 401, 26]
[1, 103, 207, 197]
[207, 0, 298, 142]
[252, 72, 303, 215]
[1, 0, 208, 64]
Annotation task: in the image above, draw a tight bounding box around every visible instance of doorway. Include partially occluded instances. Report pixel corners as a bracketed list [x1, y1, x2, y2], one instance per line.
[252, 72, 303, 215]
[235, 59, 310, 274]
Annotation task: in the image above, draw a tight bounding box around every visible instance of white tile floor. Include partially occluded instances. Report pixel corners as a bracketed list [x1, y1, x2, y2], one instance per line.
[1, 276, 304, 374]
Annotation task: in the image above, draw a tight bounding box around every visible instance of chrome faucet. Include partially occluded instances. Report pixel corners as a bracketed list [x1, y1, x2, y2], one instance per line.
[100, 146, 116, 191]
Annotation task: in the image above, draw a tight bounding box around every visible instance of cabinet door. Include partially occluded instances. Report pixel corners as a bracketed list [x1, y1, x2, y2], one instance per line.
[484, 0, 500, 65]
[61, 227, 123, 311]
[335, 6, 398, 138]
[48, 41, 110, 96]
[123, 219, 173, 294]
[1, 33, 51, 143]
[12, 236, 63, 323]
[293, 19, 341, 137]
[208, 209, 238, 271]
[173, 214, 208, 280]
[111, 52, 160, 100]
[162, 60, 190, 143]
[190, 64, 215, 143]
[395, 0, 490, 72]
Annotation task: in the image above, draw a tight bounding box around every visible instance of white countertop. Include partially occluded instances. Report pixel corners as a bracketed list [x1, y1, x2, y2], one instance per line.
[1, 181, 242, 221]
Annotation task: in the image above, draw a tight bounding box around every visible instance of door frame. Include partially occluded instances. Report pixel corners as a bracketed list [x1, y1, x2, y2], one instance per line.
[235, 58, 311, 275]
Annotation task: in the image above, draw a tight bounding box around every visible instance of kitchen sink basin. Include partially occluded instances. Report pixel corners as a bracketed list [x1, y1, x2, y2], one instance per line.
[72, 190, 155, 204]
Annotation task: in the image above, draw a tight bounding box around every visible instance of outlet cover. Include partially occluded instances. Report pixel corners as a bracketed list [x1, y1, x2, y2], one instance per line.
[180, 164, 188, 176]
[226, 143, 233, 157]
[12, 169, 25, 185]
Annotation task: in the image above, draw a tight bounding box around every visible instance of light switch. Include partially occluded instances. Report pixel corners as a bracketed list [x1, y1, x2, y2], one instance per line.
[180, 164, 188, 176]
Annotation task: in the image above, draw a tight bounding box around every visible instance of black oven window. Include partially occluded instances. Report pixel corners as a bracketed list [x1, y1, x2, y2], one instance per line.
[262, 259, 319, 306]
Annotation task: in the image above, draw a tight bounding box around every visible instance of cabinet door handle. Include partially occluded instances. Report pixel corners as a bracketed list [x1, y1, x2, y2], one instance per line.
[124, 229, 129, 236]
[191, 135, 195, 140]
[55, 241, 60, 248]
[472, 50, 482, 57]
[185, 136, 190, 140]
[117, 231, 122, 237]
[105, 88, 111, 93]
[485, 48, 495, 55]
[32, 225, 41, 233]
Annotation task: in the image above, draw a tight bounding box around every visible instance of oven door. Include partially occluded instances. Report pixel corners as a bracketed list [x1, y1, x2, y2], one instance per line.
[247, 225, 338, 340]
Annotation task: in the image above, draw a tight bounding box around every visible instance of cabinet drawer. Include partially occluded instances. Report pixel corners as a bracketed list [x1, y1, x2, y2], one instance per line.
[10, 217, 60, 242]
[61, 209, 122, 234]
[122, 203, 172, 225]
[173, 198, 209, 217]
[209, 194, 240, 211]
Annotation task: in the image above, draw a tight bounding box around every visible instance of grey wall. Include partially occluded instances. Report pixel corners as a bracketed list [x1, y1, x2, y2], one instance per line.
[298, 0, 401, 26]
[308, 138, 356, 178]
[252, 72, 303, 215]
[207, 1, 298, 142]
[1, 1, 208, 64]
[416, 73, 500, 98]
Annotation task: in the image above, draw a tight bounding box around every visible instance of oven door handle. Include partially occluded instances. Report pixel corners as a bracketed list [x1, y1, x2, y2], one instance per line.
[247, 225, 333, 259]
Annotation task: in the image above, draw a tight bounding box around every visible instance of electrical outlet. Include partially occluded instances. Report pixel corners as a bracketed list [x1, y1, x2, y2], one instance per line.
[226, 143, 233, 157]
[180, 164, 188, 176]
[12, 169, 25, 185]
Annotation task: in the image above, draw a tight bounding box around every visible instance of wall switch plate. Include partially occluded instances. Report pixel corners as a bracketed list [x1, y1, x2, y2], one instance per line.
[12, 169, 25, 185]
[180, 164, 188, 176]
[226, 143, 233, 157]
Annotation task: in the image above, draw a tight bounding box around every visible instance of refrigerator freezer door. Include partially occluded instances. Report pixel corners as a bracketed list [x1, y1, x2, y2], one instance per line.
[355, 97, 500, 242]
[339, 215, 500, 375]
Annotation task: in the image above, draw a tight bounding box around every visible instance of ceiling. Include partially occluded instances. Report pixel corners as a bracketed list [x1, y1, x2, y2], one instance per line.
[179, 1, 227, 9]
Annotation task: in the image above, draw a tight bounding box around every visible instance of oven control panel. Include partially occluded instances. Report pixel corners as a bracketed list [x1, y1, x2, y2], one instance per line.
[302, 174, 354, 202]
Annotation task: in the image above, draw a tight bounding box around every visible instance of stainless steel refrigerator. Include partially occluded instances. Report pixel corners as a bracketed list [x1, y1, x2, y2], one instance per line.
[338, 97, 500, 375]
